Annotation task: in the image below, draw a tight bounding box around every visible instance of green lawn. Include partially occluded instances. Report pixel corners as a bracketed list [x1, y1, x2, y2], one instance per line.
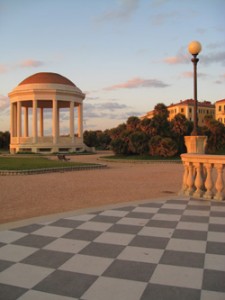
[101, 155, 181, 161]
[0, 157, 94, 170]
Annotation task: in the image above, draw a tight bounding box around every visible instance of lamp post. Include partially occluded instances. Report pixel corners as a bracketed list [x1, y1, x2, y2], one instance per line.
[188, 41, 202, 136]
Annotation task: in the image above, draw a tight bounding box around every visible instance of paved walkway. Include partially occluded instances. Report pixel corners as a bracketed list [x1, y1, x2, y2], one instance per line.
[0, 196, 225, 300]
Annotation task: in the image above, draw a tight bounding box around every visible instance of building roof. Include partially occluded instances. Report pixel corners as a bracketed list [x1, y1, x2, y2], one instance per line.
[168, 99, 215, 108]
[18, 72, 76, 87]
[215, 99, 225, 104]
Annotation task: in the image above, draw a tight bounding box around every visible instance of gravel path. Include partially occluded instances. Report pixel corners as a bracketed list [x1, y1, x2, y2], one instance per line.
[0, 152, 183, 224]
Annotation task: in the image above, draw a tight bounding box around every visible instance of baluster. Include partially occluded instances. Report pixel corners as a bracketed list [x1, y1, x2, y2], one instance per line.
[193, 162, 204, 198]
[179, 161, 189, 195]
[214, 164, 225, 201]
[186, 162, 195, 196]
[203, 163, 214, 199]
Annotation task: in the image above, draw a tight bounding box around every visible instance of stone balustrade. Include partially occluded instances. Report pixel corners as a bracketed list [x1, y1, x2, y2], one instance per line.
[180, 154, 225, 201]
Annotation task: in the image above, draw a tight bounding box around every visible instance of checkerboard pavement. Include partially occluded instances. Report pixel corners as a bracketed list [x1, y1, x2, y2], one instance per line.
[0, 197, 225, 300]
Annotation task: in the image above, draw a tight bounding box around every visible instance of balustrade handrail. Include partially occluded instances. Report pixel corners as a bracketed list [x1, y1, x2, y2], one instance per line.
[180, 153, 225, 201]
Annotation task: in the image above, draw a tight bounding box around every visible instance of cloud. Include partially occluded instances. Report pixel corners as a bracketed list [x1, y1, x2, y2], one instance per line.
[97, 102, 128, 111]
[164, 50, 225, 66]
[181, 71, 207, 78]
[104, 77, 169, 90]
[0, 95, 9, 111]
[164, 53, 189, 65]
[95, 0, 140, 22]
[18, 59, 44, 68]
[151, 11, 179, 26]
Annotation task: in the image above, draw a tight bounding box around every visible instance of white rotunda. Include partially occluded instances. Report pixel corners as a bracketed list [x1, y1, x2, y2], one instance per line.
[8, 72, 87, 154]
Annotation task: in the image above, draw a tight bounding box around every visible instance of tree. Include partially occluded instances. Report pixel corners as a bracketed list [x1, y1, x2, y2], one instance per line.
[126, 116, 140, 131]
[202, 117, 225, 153]
[139, 118, 152, 137]
[128, 131, 149, 155]
[170, 113, 192, 154]
[83, 130, 99, 147]
[0, 131, 10, 149]
[153, 103, 169, 119]
[149, 136, 178, 157]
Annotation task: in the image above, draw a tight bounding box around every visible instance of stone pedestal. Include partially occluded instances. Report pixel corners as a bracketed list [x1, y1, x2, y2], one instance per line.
[184, 136, 207, 154]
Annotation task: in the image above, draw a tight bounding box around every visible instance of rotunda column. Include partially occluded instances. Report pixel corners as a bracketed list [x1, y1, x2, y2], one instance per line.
[39, 107, 44, 137]
[32, 99, 38, 143]
[70, 101, 75, 142]
[52, 98, 58, 144]
[10, 103, 15, 137]
[78, 103, 83, 138]
[24, 107, 29, 137]
[17, 101, 22, 143]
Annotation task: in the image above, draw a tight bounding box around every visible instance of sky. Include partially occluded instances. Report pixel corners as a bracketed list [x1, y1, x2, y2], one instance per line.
[0, 0, 224, 133]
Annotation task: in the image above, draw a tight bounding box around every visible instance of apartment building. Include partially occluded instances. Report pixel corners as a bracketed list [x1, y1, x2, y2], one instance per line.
[142, 99, 215, 126]
[215, 99, 225, 125]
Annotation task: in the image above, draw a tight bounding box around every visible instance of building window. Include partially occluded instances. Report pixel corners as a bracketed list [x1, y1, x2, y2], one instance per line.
[189, 108, 192, 113]
[219, 106, 221, 111]
[181, 108, 184, 113]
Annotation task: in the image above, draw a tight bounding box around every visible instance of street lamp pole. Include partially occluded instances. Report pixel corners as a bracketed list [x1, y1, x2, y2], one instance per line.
[188, 41, 202, 136]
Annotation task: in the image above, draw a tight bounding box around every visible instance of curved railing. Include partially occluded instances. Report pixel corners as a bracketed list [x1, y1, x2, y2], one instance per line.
[180, 154, 225, 201]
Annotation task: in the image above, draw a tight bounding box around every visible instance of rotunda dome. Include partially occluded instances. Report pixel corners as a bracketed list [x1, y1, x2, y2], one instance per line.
[18, 72, 76, 87]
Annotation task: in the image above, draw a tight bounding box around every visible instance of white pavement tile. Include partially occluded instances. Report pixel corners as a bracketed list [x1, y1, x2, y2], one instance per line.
[0, 244, 37, 262]
[209, 217, 225, 225]
[204, 254, 225, 271]
[94, 232, 134, 246]
[65, 214, 96, 221]
[0, 230, 27, 243]
[100, 210, 129, 217]
[0, 263, 53, 289]
[132, 207, 159, 213]
[118, 246, 163, 263]
[150, 264, 203, 289]
[77, 221, 112, 232]
[60, 254, 113, 275]
[33, 226, 72, 237]
[138, 226, 174, 238]
[201, 290, 225, 300]
[152, 214, 181, 221]
[183, 210, 210, 216]
[166, 238, 206, 253]
[44, 238, 89, 253]
[82, 277, 147, 300]
[176, 222, 208, 231]
[18, 290, 76, 300]
[162, 204, 187, 210]
[207, 231, 225, 242]
[117, 217, 148, 226]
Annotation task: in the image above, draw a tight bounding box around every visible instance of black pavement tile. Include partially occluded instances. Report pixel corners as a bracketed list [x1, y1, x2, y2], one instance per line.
[12, 234, 55, 248]
[206, 241, 225, 255]
[180, 215, 209, 223]
[103, 259, 156, 282]
[90, 215, 121, 223]
[62, 228, 102, 241]
[208, 224, 225, 232]
[34, 270, 97, 298]
[80, 242, 125, 258]
[172, 229, 207, 241]
[141, 283, 200, 300]
[49, 219, 83, 228]
[0, 260, 14, 272]
[108, 224, 142, 234]
[21, 249, 73, 269]
[0, 283, 27, 300]
[130, 235, 169, 249]
[125, 212, 154, 219]
[159, 250, 205, 268]
[146, 219, 178, 228]
[202, 269, 225, 292]
[158, 208, 184, 215]
[11, 224, 43, 233]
